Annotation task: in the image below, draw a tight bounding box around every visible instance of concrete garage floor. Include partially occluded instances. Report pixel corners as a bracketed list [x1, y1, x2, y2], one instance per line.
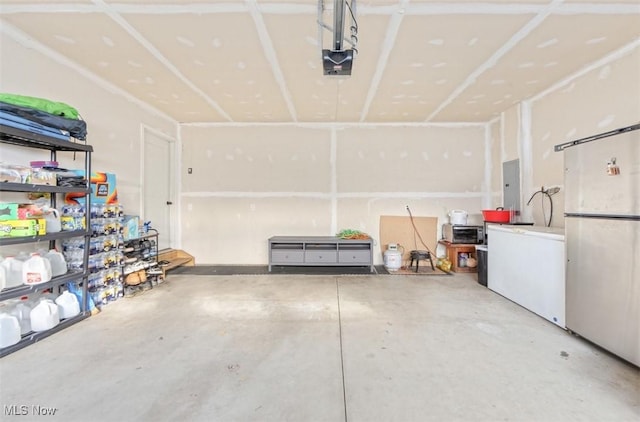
[1, 273, 638, 422]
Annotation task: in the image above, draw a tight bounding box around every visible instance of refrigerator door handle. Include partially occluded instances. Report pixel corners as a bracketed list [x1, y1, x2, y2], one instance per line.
[565, 213, 640, 221]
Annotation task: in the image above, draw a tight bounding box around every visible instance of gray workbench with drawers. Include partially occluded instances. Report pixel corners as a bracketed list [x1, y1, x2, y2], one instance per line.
[268, 236, 374, 272]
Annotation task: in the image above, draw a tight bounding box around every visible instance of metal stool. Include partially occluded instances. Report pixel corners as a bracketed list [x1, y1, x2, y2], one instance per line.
[409, 250, 434, 272]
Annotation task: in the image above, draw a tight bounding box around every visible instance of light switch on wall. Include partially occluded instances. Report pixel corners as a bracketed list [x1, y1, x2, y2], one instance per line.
[188, 168, 193, 174]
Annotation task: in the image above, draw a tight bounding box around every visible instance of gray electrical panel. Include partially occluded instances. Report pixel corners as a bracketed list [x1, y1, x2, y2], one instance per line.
[503, 159, 520, 213]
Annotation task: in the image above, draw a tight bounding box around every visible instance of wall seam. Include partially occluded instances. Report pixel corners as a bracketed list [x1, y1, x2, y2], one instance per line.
[330, 127, 338, 235]
[520, 100, 534, 223]
[484, 122, 492, 209]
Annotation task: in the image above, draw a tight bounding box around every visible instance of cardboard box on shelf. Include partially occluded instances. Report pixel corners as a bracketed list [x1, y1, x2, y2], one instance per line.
[0, 218, 46, 237]
[0, 203, 18, 220]
[65, 171, 118, 205]
[17, 203, 45, 219]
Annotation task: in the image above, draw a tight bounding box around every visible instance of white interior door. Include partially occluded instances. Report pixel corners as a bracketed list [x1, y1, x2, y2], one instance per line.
[143, 127, 175, 251]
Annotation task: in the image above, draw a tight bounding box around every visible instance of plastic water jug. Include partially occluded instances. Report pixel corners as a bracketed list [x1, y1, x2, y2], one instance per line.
[0, 263, 6, 291]
[44, 249, 67, 277]
[55, 291, 80, 319]
[44, 208, 61, 233]
[22, 254, 52, 285]
[43, 255, 52, 280]
[0, 313, 21, 347]
[30, 299, 59, 332]
[9, 298, 33, 335]
[2, 256, 24, 288]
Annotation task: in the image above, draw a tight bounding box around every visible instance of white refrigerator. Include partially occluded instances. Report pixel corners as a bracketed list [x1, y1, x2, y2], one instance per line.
[557, 123, 640, 367]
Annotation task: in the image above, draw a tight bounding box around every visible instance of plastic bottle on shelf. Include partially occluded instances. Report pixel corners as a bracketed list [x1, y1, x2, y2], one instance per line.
[0, 261, 6, 291]
[9, 296, 33, 335]
[29, 299, 60, 332]
[44, 249, 67, 277]
[22, 253, 52, 285]
[43, 208, 61, 233]
[0, 312, 21, 348]
[1, 256, 25, 289]
[55, 291, 80, 319]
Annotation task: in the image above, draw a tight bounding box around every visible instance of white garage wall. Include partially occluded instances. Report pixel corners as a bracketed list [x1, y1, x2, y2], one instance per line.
[180, 124, 487, 264]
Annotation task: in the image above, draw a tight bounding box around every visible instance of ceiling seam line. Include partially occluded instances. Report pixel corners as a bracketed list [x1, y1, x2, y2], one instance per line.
[2, 3, 637, 15]
[180, 122, 486, 128]
[398, 3, 639, 15]
[91, 0, 233, 122]
[425, 0, 566, 122]
[180, 192, 486, 198]
[246, 0, 298, 122]
[0, 19, 176, 126]
[359, 0, 410, 122]
[530, 38, 640, 103]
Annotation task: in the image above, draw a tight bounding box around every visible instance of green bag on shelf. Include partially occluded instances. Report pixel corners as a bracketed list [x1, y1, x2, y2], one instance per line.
[0, 93, 80, 119]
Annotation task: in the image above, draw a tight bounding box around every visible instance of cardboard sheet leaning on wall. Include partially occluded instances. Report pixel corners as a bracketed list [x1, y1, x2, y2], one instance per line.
[379, 215, 438, 265]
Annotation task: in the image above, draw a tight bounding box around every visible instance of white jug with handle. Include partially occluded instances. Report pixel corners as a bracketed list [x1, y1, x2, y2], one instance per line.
[9, 298, 33, 335]
[22, 254, 52, 285]
[55, 291, 80, 319]
[0, 263, 6, 291]
[2, 256, 24, 288]
[30, 299, 60, 332]
[0, 312, 21, 348]
[45, 249, 67, 277]
[44, 208, 61, 233]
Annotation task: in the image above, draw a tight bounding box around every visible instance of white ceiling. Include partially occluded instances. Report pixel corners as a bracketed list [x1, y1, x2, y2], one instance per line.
[1, 0, 639, 124]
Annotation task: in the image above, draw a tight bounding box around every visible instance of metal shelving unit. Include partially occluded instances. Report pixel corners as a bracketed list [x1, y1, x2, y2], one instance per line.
[0, 125, 93, 357]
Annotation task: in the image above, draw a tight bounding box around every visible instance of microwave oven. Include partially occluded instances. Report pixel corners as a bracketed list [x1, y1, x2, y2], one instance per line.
[442, 224, 484, 244]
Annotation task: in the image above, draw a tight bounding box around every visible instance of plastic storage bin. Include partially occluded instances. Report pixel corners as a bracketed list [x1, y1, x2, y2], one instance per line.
[475, 245, 488, 287]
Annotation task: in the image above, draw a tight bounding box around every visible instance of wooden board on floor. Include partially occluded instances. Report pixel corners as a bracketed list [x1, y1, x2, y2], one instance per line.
[158, 249, 195, 277]
[379, 215, 439, 264]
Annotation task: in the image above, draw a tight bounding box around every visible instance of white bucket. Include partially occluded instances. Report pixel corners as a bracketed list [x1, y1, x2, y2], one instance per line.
[55, 291, 80, 319]
[448, 210, 468, 225]
[0, 313, 21, 348]
[45, 249, 67, 277]
[30, 299, 60, 332]
[22, 254, 52, 285]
